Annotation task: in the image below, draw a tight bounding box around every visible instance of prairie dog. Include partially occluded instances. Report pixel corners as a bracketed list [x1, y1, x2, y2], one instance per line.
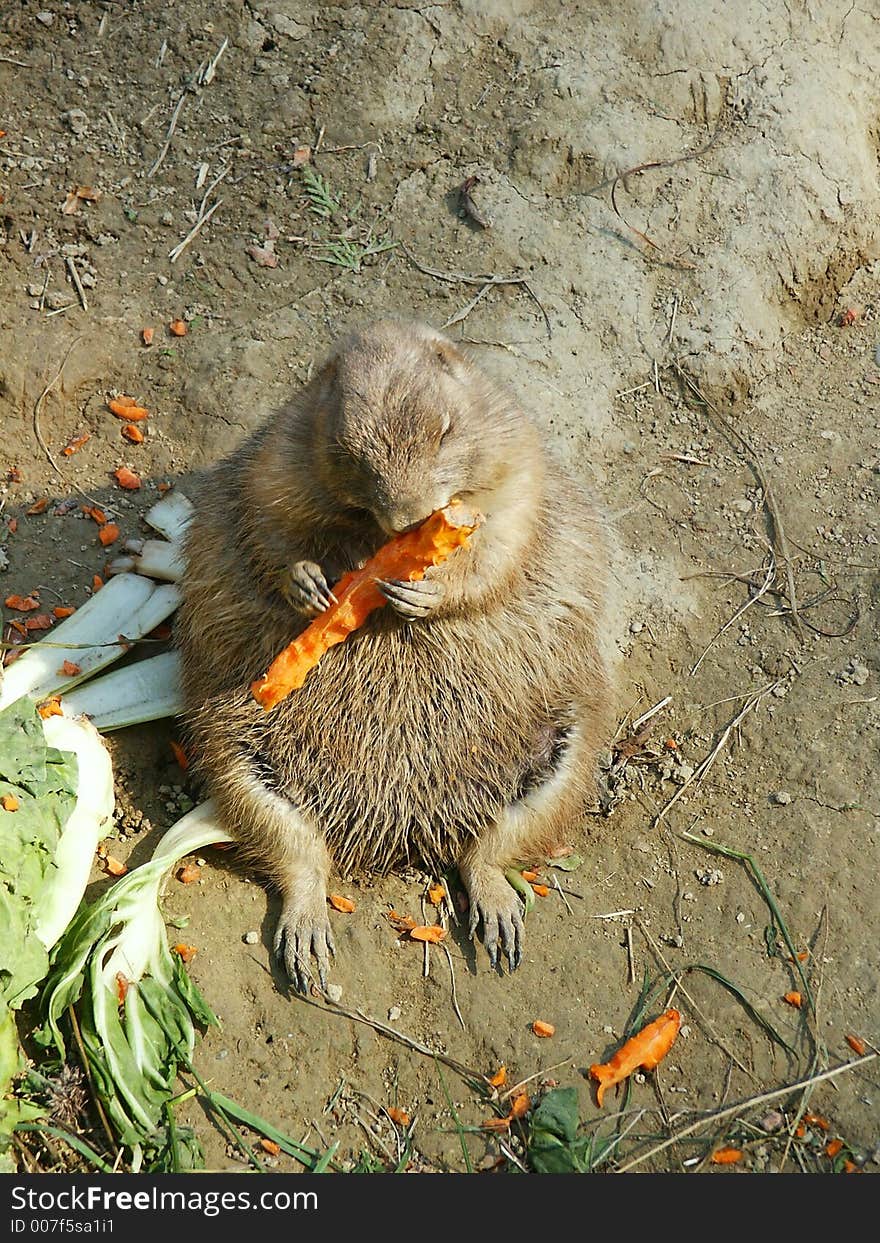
[176, 320, 613, 990]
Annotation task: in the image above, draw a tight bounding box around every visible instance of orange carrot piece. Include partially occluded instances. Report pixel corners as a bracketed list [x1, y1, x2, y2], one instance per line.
[428, 882, 446, 905]
[825, 1138, 844, 1159]
[113, 467, 141, 490]
[177, 862, 201, 884]
[7, 518, 17, 534]
[142, 327, 154, 346]
[329, 894, 356, 913]
[92, 575, 104, 592]
[843, 1160, 858, 1173]
[509, 1093, 530, 1120]
[62, 431, 90, 456]
[53, 606, 76, 619]
[251, 501, 481, 710]
[521, 870, 539, 882]
[589, 1009, 681, 1106]
[488, 1066, 507, 1089]
[169, 319, 188, 337]
[387, 1107, 410, 1127]
[710, 1147, 743, 1165]
[258, 1138, 281, 1156]
[103, 856, 128, 877]
[98, 523, 120, 547]
[481, 1117, 510, 1132]
[172, 944, 198, 963]
[116, 972, 130, 1005]
[4, 594, 40, 611]
[38, 697, 63, 719]
[61, 660, 81, 677]
[845, 1034, 867, 1056]
[386, 909, 417, 932]
[82, 505, 107, 525]
[1, 794, 19, 812]
[803, 1112, 830, 1131]
[25, 615, 53, 632]
[532, 1020, 556, 1038]
[409, 925, 447, 943]
[122, 423, 145, 444]
[783, 991, 802, 1008]
[109, 397, 149, 420]
[26, 498, 48, 515]
[170, 740, 189, 770]
[531, 883, 550, 897]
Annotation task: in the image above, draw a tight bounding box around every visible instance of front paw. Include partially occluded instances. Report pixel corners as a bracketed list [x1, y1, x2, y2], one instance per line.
[377, 575, 446, 620]
[279, 560, 337, 615]
[273, 892, 336, 994]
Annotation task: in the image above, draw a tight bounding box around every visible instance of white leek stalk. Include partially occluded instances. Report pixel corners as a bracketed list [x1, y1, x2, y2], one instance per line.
[42, 802, 234, 1146]
[143, 491, 194, 543]
[35, 713, 115, 951]
[0, 576, 181, 709]
[108, 538, 184, 583]
[62, 652, 183, 731]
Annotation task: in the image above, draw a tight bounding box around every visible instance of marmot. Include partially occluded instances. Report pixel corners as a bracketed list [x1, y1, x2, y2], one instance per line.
[176, 320, 613, 991]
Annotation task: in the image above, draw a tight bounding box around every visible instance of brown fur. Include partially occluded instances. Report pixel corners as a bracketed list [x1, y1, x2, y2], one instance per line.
[175, 320, 613, 981]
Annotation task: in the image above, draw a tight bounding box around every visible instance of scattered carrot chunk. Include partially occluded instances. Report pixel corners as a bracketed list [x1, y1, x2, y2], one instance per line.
[711, 1147, 744, 1165]
[387, 1107, 410, 1127]
[116, 972, 130, 1005]
[386, 909, 417, 932]
[521, 870, 539, 882]
[7, 518, 17, 534]
[169, 740, 189, 770]
[488, 1066, 507, 1089]
[103, 856, 128, 877]
[328, 894, 356, 913]
[81, 505, 107, 525]
[825, 1138, 844, 1159]
[157, 480, 172, 494]
[1, 794, 20, 812]
[664, 737, 678, 750]
[532, 1020, 556, 1039]
[53, 606, 76, 620]
[37, 697, 63, 719]
[141, 327, 154, 346]
[803, 1112, 830, 1131]
[172, 944, 198, 963]
[843, 1160, 858, 1173]
[845, 1034, 867, 1056]
[258, 1138, 281, 1157]
[92, 574, 104, 592]
[251, 501, 481, 710]
[108, 396, 149, 420]
[509, 1093, 530, 1120]
[481, 1117, 510, 1132]
[4, 594, 40, 611]
[122, 423, 145, 444]
[26, 498, 48, 515]
[169, 319, 188, 336]
[60, 660, 81, 677]
[98, 522, 121, 547]
[7, 619, 26, 637]
[177, 862, 201, 884]
[531, 883, 550, 897]
[794, 1124, 806, 1138]
[409, 925, 447, 943]
[428, 882, 446, 905]
[589, 1010, 680, 1106]
[25, 614, 53, 632]
[783, 991, 802, 1008]
[62, 431, 90, 456]
[113, 467, 141, 490]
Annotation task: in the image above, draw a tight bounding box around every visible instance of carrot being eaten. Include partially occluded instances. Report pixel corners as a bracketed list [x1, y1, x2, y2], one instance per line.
[589, 1009, 681, 1107]
[251, 501, 481, 710]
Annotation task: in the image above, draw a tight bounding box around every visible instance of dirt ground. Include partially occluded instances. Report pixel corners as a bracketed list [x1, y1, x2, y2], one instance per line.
[1, 1, 878, 1173]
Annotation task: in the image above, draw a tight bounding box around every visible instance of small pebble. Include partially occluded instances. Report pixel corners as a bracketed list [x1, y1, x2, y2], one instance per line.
[732, 498, 752, 514]
[388, 1006, 401, 1022]
[850, 662, 870, 686]
[773, 790, 792, 805]
[629, 620, 644, 634]
[325, 983, 343, 1003]
[243, 930, 259, 945]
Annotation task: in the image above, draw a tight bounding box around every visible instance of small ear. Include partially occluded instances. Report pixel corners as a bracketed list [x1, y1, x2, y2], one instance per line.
[434, 340, 462, 373]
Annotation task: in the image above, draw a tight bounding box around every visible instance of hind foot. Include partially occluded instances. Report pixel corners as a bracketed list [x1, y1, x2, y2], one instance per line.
[273, 883, 336, 995]
[459, 860, 525, 971]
